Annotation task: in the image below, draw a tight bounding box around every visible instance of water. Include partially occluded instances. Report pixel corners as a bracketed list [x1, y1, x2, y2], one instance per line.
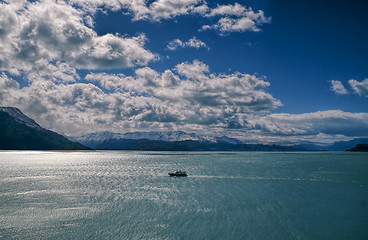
[0, 151, 367, 240]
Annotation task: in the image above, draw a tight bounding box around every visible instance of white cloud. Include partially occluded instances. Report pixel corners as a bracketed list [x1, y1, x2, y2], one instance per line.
[174, 60, 209, 81]
[68, 0, 206, 21]
[247, 110, 368, 137]
[3, 1, 363, 145]
[74, 33, 156, 69]
[24, 61, 80, 83]
[148, 0, 204, 21]
[167, 37, 208, 50]
[349, 78, 368, 97]
[87, 59, 282, 116]
[0, 72, 20, 103]
[206, 3, 246, 17]
[191, 4, 208, 14]
[187, 36, 208, 49]
[68, 0, 150, 20]
[0, 0, 156, 78]
[67, 0, 269, 35]
[330, 80, 348, 95]
[167, 39, 184, 51]
[2, 70, 368, 142]
[202, 3, 270, 34]
[0, 58, 281, 135]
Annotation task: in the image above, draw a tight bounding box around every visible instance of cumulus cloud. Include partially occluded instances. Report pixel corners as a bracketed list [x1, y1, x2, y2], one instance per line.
[86, 60, 281, 112]
[0, 59, 282, 135]
[74, 33, 156, 69]
[349, 78, 368, 97]
[4, 1, 363, 145]
[147, 0, 205, 21]
[3, 71, 367, 143]
[330, 80, 348, 95]
[246, 110, 368, 137]
[206, 3, 247, 17]
[0, 0, 156, 78]
[167, 37, 208, 50]
[67, 0, 148, 17]
[0, 74, 167, 134]
[2, 1, 276, 135]
[68, 0, 269, 34]
[0, 72, 20, 103]
[201, 3, 270, 34]
[2, 69, 367, 142]
[68, 0, 206, 21]
[329, 78, 368, 97]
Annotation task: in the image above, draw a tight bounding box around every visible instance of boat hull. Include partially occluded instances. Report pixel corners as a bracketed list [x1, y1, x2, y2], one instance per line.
[168, 173, 187, 177]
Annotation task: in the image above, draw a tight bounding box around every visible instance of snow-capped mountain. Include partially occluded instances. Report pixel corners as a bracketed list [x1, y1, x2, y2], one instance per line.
[76, 131, 244, 148]
[122, 131, 206, 142]
[214, 136, 243, 145]
[0, 107, 40, 128]
[75, 131, 125, 148]
[77, 131, 125, 142]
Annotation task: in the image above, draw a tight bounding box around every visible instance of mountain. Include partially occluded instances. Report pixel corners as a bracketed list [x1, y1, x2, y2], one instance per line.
[78, 130, 304, 151]
[77, 131, 223, 148]
[122, 131, 206, 142]
[0, 107, 41, 128]
[94, 136, 303, 151]
[327, 138, 368, 151]
[204, 142, 304, 151]
[273, 140, 330, 151]
[347, 144, 368, 152]
[272, 138, 368, 151]
[74, 131, 126, 148]
[214, 136, 243, 145]
[96, 139, 209, 151]
[95, 138, 302, 151]
[0, 107, 90, 150]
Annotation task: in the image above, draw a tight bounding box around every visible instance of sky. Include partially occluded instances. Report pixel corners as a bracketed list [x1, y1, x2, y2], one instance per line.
[0, 0, 368, 144]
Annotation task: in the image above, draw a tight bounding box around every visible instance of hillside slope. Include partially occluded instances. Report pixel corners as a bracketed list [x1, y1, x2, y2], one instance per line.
[0, 108, 90, 150]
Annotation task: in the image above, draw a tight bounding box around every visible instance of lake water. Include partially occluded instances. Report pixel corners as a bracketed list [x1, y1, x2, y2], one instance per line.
[0, 151, 367, 239]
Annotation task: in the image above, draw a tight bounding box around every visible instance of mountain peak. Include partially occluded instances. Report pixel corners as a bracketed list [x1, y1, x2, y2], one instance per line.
[0, 107, 89, 150]
[0, 107, 40, 129]
[76, 130, 245, 148]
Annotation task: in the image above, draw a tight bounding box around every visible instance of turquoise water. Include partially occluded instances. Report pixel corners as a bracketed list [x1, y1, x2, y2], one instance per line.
[0, 151, 367, 239]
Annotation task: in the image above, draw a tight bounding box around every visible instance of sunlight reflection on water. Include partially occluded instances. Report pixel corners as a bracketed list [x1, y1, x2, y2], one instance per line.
[0, 151, 367, 239]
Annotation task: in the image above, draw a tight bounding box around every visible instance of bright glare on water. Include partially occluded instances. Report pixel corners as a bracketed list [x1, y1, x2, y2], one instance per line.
[0, 151, 367, 239]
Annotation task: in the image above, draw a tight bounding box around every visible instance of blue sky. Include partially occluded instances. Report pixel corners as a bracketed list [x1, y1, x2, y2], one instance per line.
[91, 0, 368, 115]
[0, 0, 367, 144]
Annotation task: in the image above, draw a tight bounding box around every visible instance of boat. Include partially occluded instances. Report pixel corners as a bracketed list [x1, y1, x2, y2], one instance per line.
[168, 170, 187, 177]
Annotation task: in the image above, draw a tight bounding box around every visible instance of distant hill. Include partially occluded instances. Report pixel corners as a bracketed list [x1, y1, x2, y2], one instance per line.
[75, 129, 368, 152]
[204, 142, 304, 151]
[95, 138, 303, 151]
[96, 139, 209, 151]
[78, 130, 305, 151]
[273, 141, 329, 151]
[0, 107, 90, 150]
[274, 138, 368, 151]
[77, 131, 243, 149]
[347, 144, 368, 152]
[328, 138, 368, 151]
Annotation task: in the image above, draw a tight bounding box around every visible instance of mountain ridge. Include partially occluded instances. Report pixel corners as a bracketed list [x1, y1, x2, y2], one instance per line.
[76, 130, 240, 148]
[347, 144, 368, 152]
[95, 138, 303, 151]
[2, 107, 365, 151]
[0, 107, 41, 129]
[76, 131, 368, 151]
[0, 107, 90, 150]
